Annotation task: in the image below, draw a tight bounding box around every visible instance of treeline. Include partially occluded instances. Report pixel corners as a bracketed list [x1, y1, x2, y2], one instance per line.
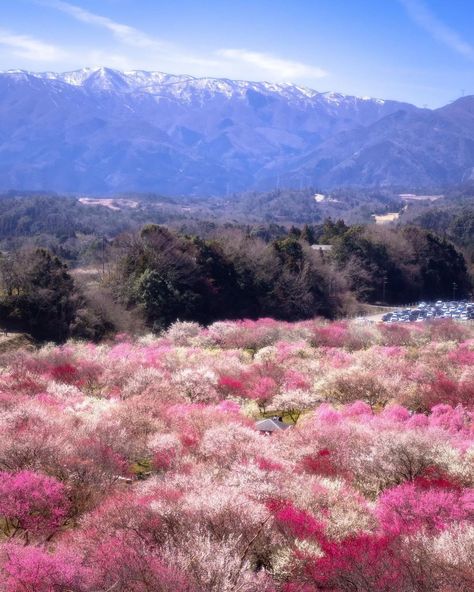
[0, 191, 406, 267]
[108, 221, 470, 332]
[0, 193, 183, 265]
[109, 224, 339, 331]
[0, 221, 470, 342]
[414, 204, 474, 261]
[406, 189, 474, 263]
[223, 187, 402, 224]
[0, 249, 118, 342]
[317, 220, 470, 303]
[0, 193, 136, 238]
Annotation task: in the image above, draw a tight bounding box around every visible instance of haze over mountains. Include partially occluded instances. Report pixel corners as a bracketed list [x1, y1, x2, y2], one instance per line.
[0, 67, 473, 196]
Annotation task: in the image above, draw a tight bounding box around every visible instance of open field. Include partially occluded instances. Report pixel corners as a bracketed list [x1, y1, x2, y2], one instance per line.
[373, 211, 400, 224]
[78, 197, 139, 210]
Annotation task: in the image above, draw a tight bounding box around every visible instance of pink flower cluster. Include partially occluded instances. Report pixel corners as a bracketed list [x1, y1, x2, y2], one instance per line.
[0, 317, 472, 590]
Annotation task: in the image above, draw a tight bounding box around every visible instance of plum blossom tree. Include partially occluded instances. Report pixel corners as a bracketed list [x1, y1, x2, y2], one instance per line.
[377, 483, 474, 535]
[87, 532, 194, 592]
[270, 389, 320, 423]
[0, 544, 89, 592]
[0, 471, 69, 542]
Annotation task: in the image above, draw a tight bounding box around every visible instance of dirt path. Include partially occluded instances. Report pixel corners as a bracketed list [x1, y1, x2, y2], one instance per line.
[353, 306, 402, 323]
[0, 332, 34, 352]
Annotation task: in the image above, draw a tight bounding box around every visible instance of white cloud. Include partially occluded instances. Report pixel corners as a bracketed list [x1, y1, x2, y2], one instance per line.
[39, 0, 328, 84]
[44, 0, 167, 49]
[217, 48, 327, 80]
[399, 0, 474, 60]
[0, 29, 67, 61]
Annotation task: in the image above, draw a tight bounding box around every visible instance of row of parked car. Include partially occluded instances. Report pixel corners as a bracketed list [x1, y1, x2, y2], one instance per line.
[382, 301, 474, 323]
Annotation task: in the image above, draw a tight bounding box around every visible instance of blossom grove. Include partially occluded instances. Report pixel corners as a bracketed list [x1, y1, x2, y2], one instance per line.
[0, 317, 473, 591]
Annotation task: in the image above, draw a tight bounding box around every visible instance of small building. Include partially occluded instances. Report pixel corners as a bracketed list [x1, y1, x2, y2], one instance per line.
[255, 417, 290, 435]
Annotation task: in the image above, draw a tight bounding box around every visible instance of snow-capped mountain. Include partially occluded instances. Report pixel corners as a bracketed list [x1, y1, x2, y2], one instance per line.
[19, 66, 379, 104]
[0, 67, 421, 195]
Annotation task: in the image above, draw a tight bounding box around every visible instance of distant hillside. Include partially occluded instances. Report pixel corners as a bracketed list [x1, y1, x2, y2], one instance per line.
[277, 97, 474, 189]
[408, 189, 474, 253]
[0, 189, 402, 248]
[0, 68, 415, 195]
[1, 68, 473, 194]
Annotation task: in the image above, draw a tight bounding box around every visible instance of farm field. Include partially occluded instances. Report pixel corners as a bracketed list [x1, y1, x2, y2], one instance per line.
[372, 211, 400, 224]
[0, 317, 473, 591]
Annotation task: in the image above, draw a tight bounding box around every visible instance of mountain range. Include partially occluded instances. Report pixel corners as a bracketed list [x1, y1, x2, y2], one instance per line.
[0, 67, 472, 195]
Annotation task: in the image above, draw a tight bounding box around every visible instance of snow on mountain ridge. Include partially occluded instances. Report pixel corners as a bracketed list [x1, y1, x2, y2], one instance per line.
[1, 67, 387, 106]
[0, 67, 421, 196]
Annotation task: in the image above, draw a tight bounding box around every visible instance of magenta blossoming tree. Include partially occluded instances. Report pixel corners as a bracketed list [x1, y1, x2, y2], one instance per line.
[0, 471, 69, 541]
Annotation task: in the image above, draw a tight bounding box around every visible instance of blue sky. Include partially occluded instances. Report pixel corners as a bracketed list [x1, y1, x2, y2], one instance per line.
[0, 0, 473, 106]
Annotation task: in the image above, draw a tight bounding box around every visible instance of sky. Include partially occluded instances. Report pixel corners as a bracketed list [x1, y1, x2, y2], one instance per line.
[0, 0, 473, 107]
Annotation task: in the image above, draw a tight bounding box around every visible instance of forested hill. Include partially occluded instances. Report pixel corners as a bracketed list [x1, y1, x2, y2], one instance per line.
[0, 188, 407, 251]
[0, 216, 469, 343]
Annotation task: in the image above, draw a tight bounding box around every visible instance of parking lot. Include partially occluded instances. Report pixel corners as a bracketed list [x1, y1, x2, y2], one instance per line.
[382, 301, 474, 323]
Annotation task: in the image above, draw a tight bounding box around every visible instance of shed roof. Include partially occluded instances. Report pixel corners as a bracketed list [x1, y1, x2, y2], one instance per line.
[311, 244, 333, 251]
[255, 417, 290, 432]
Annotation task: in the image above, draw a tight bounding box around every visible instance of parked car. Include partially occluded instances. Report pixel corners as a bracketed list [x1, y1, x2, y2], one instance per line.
[382, 300, 474, 323]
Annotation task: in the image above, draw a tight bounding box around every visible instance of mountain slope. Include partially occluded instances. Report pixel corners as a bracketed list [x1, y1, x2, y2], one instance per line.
[279, 98, 474, 189]
[0, 67, 415, 195]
